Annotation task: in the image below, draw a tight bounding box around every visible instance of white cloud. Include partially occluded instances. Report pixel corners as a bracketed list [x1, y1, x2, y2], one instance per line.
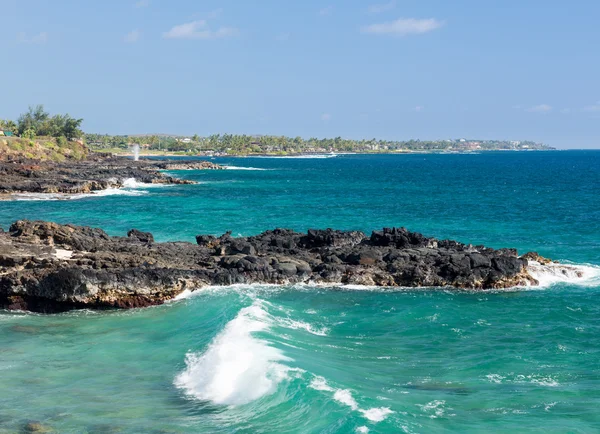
[124, 29, 141, 43]
[361, 18, 444, 36]
[319, 6, 334, 16]
[527, 104, 553, 113]
[163, 20, 238, 40]
[368, 1, 396, 14]
[321, 113, 332, 121]
[18, 32, 48, 44]
[135, 0, 149, 7]
[414, 105, 424, 112]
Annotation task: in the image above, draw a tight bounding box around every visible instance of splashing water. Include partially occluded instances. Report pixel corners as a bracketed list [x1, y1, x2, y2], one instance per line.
[132, 144, 140, 161]
[174, 301, 293, 406]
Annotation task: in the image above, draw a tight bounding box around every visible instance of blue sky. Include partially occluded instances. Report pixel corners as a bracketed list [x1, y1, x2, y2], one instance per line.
[1, 0, 599, 148]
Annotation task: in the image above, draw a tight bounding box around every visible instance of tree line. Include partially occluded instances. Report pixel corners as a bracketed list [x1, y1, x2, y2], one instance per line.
[85, 132, 551, 155]
[1, 105, 83, 141]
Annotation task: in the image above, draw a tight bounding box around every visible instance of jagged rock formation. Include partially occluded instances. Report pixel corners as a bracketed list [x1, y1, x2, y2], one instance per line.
[0, 156, 223, 196]
[0, 220, 562, 313]
[154, 161, 224, 170]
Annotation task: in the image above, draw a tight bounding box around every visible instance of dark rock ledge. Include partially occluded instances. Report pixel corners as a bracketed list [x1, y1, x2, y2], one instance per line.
[0, 157, 223, 197]
[0, 220, 549, 313]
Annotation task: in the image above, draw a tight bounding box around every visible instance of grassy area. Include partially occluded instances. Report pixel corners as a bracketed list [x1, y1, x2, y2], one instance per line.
[0, 136, 88, 161]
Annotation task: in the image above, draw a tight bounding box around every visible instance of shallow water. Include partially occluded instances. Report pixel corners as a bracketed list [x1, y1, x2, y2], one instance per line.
[1, 152, 599, 433]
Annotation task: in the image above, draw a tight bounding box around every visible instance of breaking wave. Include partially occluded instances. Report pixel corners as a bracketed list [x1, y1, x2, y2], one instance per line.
[526, 261, 600, 288]
[174, 300, 296, 405]
[251, 154, 339, 159]
[223, 166, 272, 171]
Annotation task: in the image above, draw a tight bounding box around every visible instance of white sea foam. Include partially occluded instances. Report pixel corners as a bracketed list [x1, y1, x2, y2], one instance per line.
[309, 376, 335, 392]
[334, 389, 359, 410]
[485, 373, 560, 387]
[251, 154, 338, 159]
[356, 427, 369, 433]
[121, 178, 173, 188]
[223, 166, 271, 171]
[276, 318, 329, 336]
[174, 300, 294, 405]
[7, 177, 171, 201]
[417, 400, 447, 418]
[526, 261, 600, 288]
[9, 188, 147, 201]
[360, 407, 395, 422]
[309, 376, 395, 423]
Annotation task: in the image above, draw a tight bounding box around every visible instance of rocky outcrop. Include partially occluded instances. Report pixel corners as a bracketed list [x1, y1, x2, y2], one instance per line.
[0, 156, 223, 197]
[0, 220, 561, 313]
[155, 161, 224, 170]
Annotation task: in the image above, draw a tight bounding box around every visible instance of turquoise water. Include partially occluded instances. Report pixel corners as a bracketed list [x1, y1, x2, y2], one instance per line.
[1, 152, 599, 433]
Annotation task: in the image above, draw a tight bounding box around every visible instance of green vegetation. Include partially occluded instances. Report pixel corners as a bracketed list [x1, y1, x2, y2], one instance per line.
[0, 136, 87, 161]
[85, 133, 553, 156]
[15, 105, 83, 140]
[0, 119, 18, 135]
[1, 105, 86, 161]
[2, 105, 554, 158]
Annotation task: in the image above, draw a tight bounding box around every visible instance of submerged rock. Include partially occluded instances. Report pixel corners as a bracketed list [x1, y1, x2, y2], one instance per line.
[0, 220, 545, 313]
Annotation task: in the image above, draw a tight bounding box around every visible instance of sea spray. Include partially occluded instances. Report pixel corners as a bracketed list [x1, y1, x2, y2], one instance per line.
[526, 261, 600, 287]
[174, 300, 294, 405]
[132, 144, 140, 161]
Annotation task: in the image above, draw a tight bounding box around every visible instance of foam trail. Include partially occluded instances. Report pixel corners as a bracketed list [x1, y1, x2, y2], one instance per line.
[121, 178, 172, 189]
[527, 261, 600, 288]
[10, 188, 146, 201]
[250, 154, 338, 159]
[174, 300, 293, 405]
[309, 376, 395, 423]
[223, 166, 271, 171]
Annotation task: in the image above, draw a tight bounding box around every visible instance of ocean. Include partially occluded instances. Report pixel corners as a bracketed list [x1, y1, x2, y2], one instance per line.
[1, 151, 599, 433]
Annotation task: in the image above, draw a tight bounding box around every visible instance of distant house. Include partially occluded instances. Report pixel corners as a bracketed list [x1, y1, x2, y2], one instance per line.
[0, 129, 14, 137]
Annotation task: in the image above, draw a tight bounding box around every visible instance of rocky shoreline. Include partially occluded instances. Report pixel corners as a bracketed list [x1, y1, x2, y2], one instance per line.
[0, 155, 223, 197]
[0, 220, 576, 313]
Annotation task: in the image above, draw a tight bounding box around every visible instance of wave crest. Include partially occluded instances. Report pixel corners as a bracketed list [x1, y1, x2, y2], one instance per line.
[174, 301, 294, 405]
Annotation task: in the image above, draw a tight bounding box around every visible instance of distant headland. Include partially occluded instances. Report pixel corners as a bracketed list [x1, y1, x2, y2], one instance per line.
[1, 105, 554, 159]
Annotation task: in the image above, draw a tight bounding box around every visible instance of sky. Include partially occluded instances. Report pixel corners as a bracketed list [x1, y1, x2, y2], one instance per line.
[1, 0, 599, 148]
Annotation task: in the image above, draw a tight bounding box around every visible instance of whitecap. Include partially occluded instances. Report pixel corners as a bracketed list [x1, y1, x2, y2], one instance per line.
[223, 166, 271, 171]
[174, 300, 293, 405]
[485, 374, 505, 384]
[309, 376, 335, 392]
[276, 317, 329, 336]
[417, 400, 447, 418]
[309, 375, 395, 423]
[360, 407, 395, 422]
[334, 389, 359, 411]
[526, 261, 600, 288]
[121, 178, 174, 188]
[250, 154, 338, 159]
[9, 188, 147, 201]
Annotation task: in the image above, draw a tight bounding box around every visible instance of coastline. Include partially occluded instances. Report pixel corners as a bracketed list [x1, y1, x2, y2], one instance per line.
[103, 148, 558, 158]
[0, 156, 223, 200]
[0, 220, 585, 313]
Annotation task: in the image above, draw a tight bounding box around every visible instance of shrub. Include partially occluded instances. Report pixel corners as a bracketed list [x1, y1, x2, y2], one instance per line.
[22, 128, 36, 140]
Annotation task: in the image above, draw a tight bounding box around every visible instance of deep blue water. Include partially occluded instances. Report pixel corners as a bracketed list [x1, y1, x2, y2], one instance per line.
[0, 151, 599, 433]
